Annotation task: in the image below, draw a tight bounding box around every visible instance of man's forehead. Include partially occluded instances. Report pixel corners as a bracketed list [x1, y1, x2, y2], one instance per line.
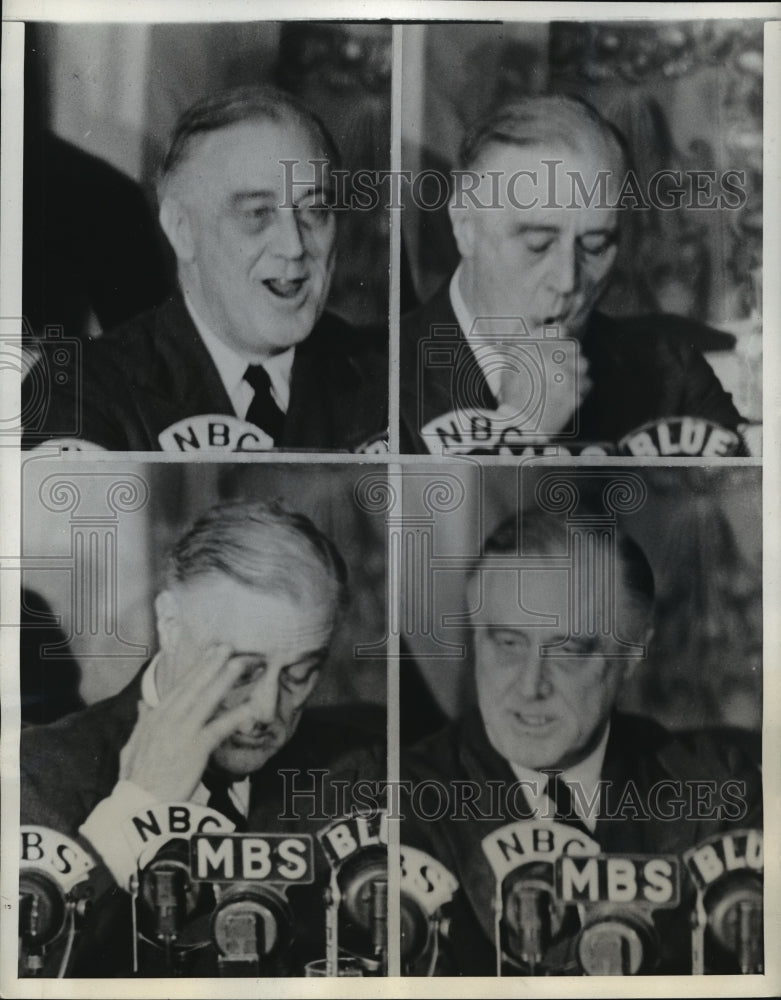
[470, 562, 630, 628]
[469, 137, 625, 209]
[181, 117, 330, 186]
[476, 134, 620, 173]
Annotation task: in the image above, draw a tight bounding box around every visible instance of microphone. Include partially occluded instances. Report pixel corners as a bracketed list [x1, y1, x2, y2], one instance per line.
[125, 801, 235, 974]
[137, 838, 204, 970]
[554, 851, 680, 975]
[316, 810, 388, 974]
[501, 861, 564, 974]
[211, 883, 294, 976]
[481, 820, 599, 975]
[684, 829, 763, 974]
[19, 826, 96, 977]
[187, 828, 315, 976]
[370, 879, 388, 974]
[399, 845, 459, 974]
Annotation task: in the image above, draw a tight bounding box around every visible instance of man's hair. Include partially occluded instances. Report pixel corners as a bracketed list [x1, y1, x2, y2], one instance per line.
[458, 93, 630, 175]
[158, 84, 341, 195]
[165, 499, 349, 617]
[471, 504, 654, 631]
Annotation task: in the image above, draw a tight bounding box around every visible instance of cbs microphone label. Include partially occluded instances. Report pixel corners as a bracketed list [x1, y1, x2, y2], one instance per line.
[20, 826, 96, 892]
[400, 846, 459, 915]
[684, 829, 763, 891]
[555, 854, 680, 908]
[190, 833, 315, 884]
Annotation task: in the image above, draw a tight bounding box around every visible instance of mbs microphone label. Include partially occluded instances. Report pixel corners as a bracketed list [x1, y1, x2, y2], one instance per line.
[555, 854, 681, 907]
[189, 833, 315, 884]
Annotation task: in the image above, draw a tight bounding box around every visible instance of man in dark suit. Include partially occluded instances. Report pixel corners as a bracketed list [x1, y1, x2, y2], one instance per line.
[400, 506, 762, 976]
[22, 86, 387, 454]
[21, 500, 386, 976]
[401, 96, 744, 456]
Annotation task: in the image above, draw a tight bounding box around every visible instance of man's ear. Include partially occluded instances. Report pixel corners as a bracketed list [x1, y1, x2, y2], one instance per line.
[448, 200, 475, 259]
[620, 624, 654, 682]
[154, 590, 181, 655]
[159, 195, 195, 263]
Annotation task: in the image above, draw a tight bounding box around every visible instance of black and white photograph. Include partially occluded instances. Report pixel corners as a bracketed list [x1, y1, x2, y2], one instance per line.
[399, 464, 763, 977]
[0, 2, 778, 998]
[19, 19, 391, 454]
[400, 20, 765, 457]
[15, 458, 388, 979]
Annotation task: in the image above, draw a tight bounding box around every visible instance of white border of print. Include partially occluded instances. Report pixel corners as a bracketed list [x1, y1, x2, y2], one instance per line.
[1, 2, 779, 998]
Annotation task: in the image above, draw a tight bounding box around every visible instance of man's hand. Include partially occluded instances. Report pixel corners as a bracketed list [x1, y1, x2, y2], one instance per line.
[118, 644, 254, 801]
[497, 348, 592, 436]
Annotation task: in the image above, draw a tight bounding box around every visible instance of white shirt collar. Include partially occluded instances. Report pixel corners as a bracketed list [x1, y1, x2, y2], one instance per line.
[449, 265, 503, 400]
[183, 292, 294, 414]
[507, 723, 611, 832]
[140, 656, 250, 817]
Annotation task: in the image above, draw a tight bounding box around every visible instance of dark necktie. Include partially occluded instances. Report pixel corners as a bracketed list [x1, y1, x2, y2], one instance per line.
[244, 364, 285, 443]
[202, 770, 247, 832]
[544, 772, 593, 838]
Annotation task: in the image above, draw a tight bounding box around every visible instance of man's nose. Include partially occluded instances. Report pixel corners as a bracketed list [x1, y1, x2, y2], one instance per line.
[242, 673, 281, 727]
[515, 656, 553, 700]
[548, 239, 579, 297]
[271, 208, 305, 259]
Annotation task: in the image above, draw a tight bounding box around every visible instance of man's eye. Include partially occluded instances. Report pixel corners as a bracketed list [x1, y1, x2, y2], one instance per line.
[281, 665, 320, 690]
[491, 631, 529, 652]
[553, 638, 601, 658]
[579, 233, 616, 256]
[297, 203, 332, 227]
[234, 661, 265, 686]
[241, 206, 274, 229]
[521, 234, 555, 254]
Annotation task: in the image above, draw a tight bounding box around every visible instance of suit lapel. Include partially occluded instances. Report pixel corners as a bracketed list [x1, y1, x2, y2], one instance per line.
[414, 283, 497, 428]
[130, 297, 237, 440]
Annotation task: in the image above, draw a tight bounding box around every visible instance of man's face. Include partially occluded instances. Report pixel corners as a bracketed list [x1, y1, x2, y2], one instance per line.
[452, 141, 621, 339]
[171, 118, 337, 359]
[158, 573, 335, 776]
[471, 564, 639, 771]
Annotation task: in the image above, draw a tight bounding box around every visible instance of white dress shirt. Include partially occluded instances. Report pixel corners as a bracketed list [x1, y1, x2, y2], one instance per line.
[183, 292, 294, 415]
[79, 657, 250, 889]
[507, 724, 611, 834]
[449, 264, 504, 402]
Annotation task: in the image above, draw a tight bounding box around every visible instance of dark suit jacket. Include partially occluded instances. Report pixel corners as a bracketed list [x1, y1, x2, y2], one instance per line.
[22, 295, 388, 452]
[401, 710, 762, 976]
[400, 283, 743, 453]
[21, 668, 386, 976]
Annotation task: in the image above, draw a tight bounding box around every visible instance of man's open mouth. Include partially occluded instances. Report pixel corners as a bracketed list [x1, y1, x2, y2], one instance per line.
[513, 712, 556, 728]
[263, 277, 307, 299]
